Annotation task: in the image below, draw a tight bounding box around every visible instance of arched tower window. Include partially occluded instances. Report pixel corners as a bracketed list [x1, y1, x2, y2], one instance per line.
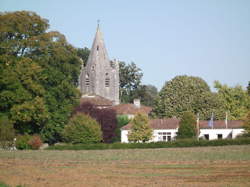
[97, 45, 99, 51]
[85, 74, 90, 87]
[105, 73, 110, 87]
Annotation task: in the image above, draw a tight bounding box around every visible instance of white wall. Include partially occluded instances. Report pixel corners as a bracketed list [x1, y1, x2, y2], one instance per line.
[199, 128, 245, 140]
[121, 128, 245, 143]
[121, 129, 178, 143]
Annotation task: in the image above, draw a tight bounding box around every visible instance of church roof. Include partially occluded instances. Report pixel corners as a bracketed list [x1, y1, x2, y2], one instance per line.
[111, 103, 152, 115]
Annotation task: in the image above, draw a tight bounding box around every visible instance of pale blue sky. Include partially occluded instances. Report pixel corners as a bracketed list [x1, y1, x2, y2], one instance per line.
[1, 0, 250, 91]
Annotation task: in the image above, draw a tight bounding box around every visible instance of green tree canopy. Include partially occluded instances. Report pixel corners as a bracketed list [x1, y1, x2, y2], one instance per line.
[214, 81, 250, 120]
[152, 75, 224, 120]
[62, 113, 102, 144]
[119, 61, 143, 103]
[177, 111, 196, 139]
[0, 11, 81, 143]
[134, 84, 158, 107]
[128, 113, 152, 143]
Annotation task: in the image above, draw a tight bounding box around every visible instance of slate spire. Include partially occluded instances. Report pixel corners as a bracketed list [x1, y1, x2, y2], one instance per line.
[79, 23, 120, 105]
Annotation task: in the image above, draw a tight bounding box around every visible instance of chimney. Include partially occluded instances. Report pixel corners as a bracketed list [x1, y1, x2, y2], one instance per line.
[133, 99, 141, 108]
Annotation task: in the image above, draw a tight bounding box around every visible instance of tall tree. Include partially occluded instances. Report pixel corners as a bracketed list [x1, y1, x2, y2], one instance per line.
[177, 111, 196, 139]
[119, 61, 143, 103]
[214, 81, 250, 120]
[128, 113, 152, 143]
[0, 11, 81, 143]
[152, 75, 224, 120]
[134, 84, 158, 107]
[247, 81, 250, 96]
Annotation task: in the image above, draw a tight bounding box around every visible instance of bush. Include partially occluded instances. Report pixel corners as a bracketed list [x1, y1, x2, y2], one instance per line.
[28, 135, 43, 150]
[46, 138, 250, 150]
[63, 113, 102, 144]
[0, 116, 15, 149]
[16, 134, 32, 150]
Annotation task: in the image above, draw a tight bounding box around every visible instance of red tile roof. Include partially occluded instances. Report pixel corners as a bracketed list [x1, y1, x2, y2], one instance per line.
[122, 118, 180, 130]
[122, 118, 244, 130]
[199, 120, 243, 129]
[111, 104, 152, 115]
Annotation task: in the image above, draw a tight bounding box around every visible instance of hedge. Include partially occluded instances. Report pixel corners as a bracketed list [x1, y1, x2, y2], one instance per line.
[46, 137, 250, 150]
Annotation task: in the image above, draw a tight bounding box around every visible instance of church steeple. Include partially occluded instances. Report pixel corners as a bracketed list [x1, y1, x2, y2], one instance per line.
[79, 24, 120, 105]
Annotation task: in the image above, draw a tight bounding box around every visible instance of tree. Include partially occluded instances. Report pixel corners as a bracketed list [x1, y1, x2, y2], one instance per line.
[247, 81, 250, 96]
[128, 113, 152, 143]
[76, 47, 90, 66]
[214, 81, 250, 120]
[119, 61, 143, 103]
[0, 11, 81, 143]
[74, 102, 117, 143]
[63, 113, 102, 144]
[243, 110, 250, 136]
[134, 84, 158, 107]
[152, 75, 224, 120]
[177, 111, 196, 139]
[0, 116, 15, 148]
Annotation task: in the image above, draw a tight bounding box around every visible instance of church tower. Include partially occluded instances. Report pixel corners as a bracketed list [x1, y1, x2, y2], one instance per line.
[79, 24, 120, 105]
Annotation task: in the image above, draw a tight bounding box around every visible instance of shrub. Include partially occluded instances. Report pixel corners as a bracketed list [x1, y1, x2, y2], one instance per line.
[16, 134, 32, 150]
[63, 113, 102, 144]
[177, 111, 196, 139]
[0, 116, 15, 149]
[28, 135, 43, 150]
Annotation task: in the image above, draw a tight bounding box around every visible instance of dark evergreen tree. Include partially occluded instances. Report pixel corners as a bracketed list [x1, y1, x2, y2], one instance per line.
[177, 111, 196, 139]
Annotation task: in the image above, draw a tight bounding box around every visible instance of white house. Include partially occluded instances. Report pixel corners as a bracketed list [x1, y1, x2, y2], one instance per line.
[121, 118, 245, 143]
[198, 120, 245, 140]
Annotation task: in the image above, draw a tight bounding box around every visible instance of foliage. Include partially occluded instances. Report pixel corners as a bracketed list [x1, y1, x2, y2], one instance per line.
[63, 113, 102, 144]
[152, 75, 225, 120]
[177, 112, 196, 139]
[214, 81, 250, 120]
[248, 81, 250, 96]
[46, 137, 250, 150]
[76, 47, 90, 67]
[113, 115, 130, 142]
[243, 110, 250, 136]
[28, 135, 43, 150]
[16, 134, 32, 150]
[0, 11, 81, 143]
[0, 116, 15, 149]
[134, 84, 158, 107]
[74, 102, 117, 143]
[128, 113, 153, 143]
[119, 61, 143, 103]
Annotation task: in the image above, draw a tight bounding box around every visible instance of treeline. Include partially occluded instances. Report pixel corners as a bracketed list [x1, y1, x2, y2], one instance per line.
[0, 11, 249, 148]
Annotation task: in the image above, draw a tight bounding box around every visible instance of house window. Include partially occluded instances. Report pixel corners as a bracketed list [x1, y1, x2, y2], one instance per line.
[204, 134, 209, 140]
[217, 134, 223, 139]
[158, 132, 171, 142]
[167, 136, 171, 141]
